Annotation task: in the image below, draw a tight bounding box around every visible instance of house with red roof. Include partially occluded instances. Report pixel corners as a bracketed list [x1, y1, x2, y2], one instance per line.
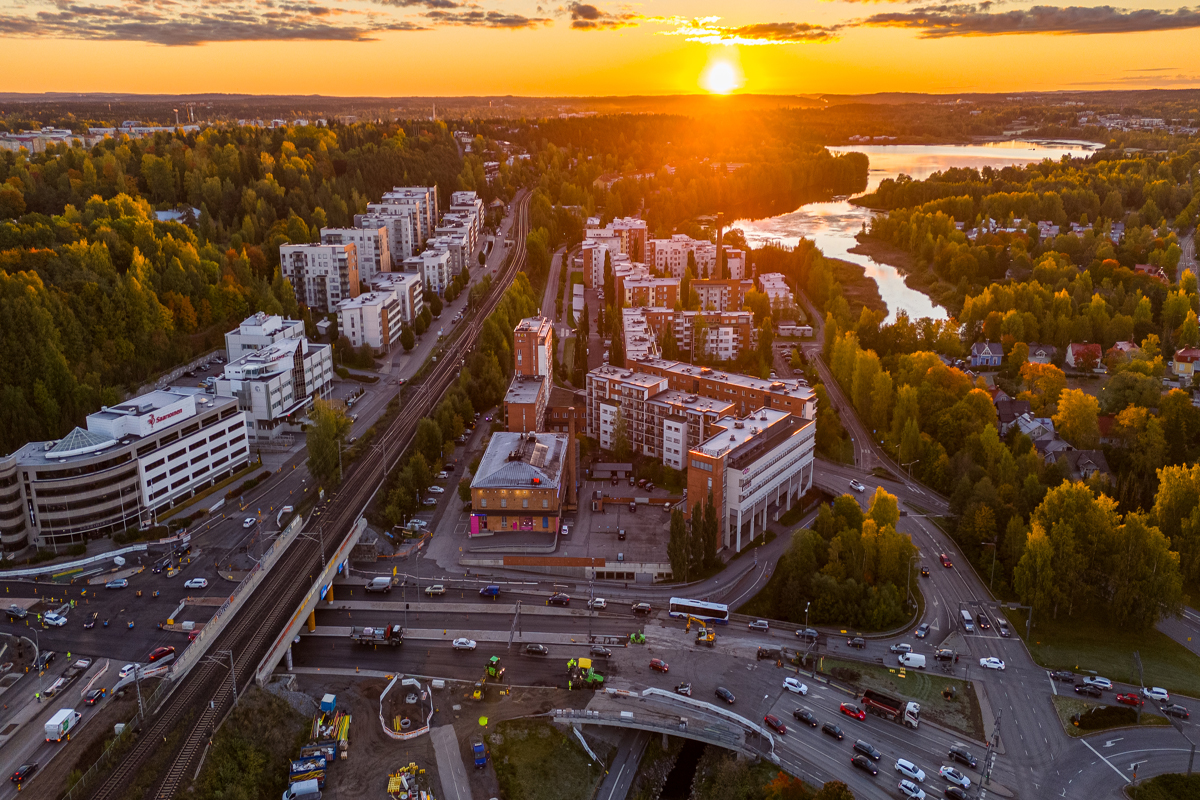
[1065, 343, 1103, 371]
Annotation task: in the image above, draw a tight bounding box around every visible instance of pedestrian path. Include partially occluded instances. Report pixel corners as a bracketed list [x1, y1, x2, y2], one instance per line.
[430, 723, 473, 800]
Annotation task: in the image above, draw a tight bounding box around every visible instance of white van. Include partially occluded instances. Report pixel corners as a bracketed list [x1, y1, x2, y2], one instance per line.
[898, 653, 927, 669]
[960, 609, 975, 633]
[282, 779, 322, 800]
[364, 577, 392, 593]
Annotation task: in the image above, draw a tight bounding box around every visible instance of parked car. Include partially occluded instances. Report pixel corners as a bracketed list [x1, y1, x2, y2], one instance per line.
[847, 637, 866, 648]
[978, 657, 1005, 671]
[1074, 684, 1103, 698]
[184, 578, 209, 589]
[44, 612, 67, 627]
[436, 471, 450, 479]
[939, 766, 970, 789]
[452, 638, 477, 651]
[423, 497, 438, 505]
[6, 604, 27, 620]
[105, 578, 129, 589]
[649, 658, 669, 673]
[840, 703, 866, 721]
[783, 677, 808, 695]
[821, 722, 844, 740]
[895, 759, 926, 782]
[428, 486, 445, 494]
[1050, 670, 1076, 682]
[793, 708, 818, 727]
[764, 714, 787, 735]
[715, 687, 736, 704]
[675, 682, 692, 696]
[851, 755, 879, 776]
[915, 623, 930, 638]
[148, 646, 175, 662]
[523, 644, 549, 656]
[854, 740, 883, 761]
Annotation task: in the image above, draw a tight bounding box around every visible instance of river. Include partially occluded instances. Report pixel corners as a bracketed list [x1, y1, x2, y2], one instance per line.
[735, 141, 1100, 322]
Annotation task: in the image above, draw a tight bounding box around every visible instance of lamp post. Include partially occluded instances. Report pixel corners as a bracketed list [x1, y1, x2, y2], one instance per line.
[900, 459, 920, 478]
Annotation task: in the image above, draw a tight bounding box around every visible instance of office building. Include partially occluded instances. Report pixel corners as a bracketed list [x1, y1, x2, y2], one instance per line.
[280, 243, 359, 313]
[469, 431, 576, 535]
[215, 335, 334, 440]
[321, 227, 390, 284]
[338, 291, 402, 352]
[224, 312, 306, 362]
[370, 272, 425, 325]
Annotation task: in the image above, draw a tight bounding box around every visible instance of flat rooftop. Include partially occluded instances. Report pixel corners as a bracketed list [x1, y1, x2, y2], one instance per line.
[695, 407, 794, 459]
[504, 375, 547, 405]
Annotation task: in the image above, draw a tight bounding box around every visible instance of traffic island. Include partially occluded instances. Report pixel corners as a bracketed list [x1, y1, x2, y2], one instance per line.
[1050, 695, 1171, 737]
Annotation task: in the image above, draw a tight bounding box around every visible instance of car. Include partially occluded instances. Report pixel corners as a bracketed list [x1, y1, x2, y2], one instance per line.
[997, 619, 1011, 637]
[84, 688, 107, 705]
[428, 486, 445, 494]
[675, 682, 692, 696]
[1163, 704, 1191, 720]
[561, 525, 569, 537]
[589, 646, 612, 658]
[895, 759, 926, 782]
[947, 745, 976, 769]
[243, 517, 256, 528]
[10, 764, 37, 784]
[821, 722, 844, 740]
[452, 638, 477, 651]
[851, 754, 879, 776]
[548, 593, 571, 606]
[152, 558, 170, 574]
[715, 687, 736, 704]
[409, 519, 429, 529]
[783, 677, 808, 695]
[854, 740, 883, 761]
[35, 651, 55, 669]
[523, 644, 549, 656]
[944, 787, 968, 800]
[939, 766, 970, 789]
[1074, 684, 1103, 698]
[6, 604, 27, 620]
[849, 479, 866, 493]
[976, 613, 992, 630]
[898, 780, 926, 799]
[472, 740, 487, 768]
[618, 529, 626, 540]
[764, 714, 787, 735]
[1050, 670, 1076, 682]
[119, 664, 138, 678]
[425, 584, 446, 596]
[436, 470, 450, 480]
[1116, 693, 1143, 706]
[939, 553, 953, 568]
[1143, 687, 1170, 702]
[978, 657, 1005, 670]
[793, 709, 818, 727]
[890, 643, 912, 655]
[649, 658, 669, 673]
[1083, 676, 1113, 690]
[148, 646, 175, 662]
[915, 623, 930, 638]
[795, 628, 819, 642]
[847, 637, 866, 648]
[632, 602, 652, 615]
[588, 598, 607, 610]
[749, 619, 769, 631]
[105, 578, 129, 589]
[184, 578, 209, 589]
[83, 611, 99, 629]
[920, 566, 931, 577]
[840, 702, 866, 721]
[423, 497, 438, 505]
[629, 502, 636, 512]
[44, 612, 67, 627]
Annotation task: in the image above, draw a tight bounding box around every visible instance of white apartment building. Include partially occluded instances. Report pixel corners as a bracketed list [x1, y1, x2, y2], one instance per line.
[224, 312, 306, 362]
[581, 241, 607, 289]
[338, 291, 402, 352]
[321, 226, 391, 284]
[427, 233, 470, 276]
[647, 235, 718, 278]
[380, 186, 439, 243]
[280, 243, 359, 314]
[623, 308, 662, 363]
[358, 209, 417, 264]
[371, 271, 425, 325]
[758, 273, 794, 307]
[450, 191, 486, 238]
[724, 248, 747, 280]
[216, 336, 334, 440]
[403, 249, 452, 295]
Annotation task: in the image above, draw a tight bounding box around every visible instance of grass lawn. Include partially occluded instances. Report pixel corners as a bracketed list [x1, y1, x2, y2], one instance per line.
[1050, 695, 1170, 737]
[820, 656, 986, 740]
[1004, 609, 1200, 697]
[487, 719, 608, 800]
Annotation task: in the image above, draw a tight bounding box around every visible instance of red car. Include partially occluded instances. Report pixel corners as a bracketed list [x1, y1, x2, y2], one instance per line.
[839, 702, 866, 721]
[764, 714, 787, 735]
[649, 658, 669, 673]
[148, 646, 176, 662]
[1116, 693, 1143, 706]
[940, 553, 953, 568]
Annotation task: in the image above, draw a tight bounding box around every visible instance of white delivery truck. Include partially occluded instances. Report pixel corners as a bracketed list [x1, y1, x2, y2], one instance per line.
[45, 708, 82, 742]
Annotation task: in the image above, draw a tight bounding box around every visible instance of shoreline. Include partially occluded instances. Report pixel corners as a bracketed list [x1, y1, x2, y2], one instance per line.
[848, 235, 916, 276]
[825, 256, 889, 318]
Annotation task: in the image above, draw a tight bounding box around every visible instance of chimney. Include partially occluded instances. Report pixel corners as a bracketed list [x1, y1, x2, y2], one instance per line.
[565, 407, 578, 510]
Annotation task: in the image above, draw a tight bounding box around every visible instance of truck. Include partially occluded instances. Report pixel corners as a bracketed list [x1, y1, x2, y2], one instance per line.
[348, 624, 404, 646]
[289, 757, 327, 788]
[45, 708, 82, 742]
[861, 689, 921, 729]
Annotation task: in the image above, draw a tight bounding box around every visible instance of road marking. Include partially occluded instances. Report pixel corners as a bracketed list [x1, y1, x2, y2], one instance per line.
[1082, 740, 1130, 783]
[1103, 738, 1123, 748]
[604, 764, 626, 800]
[1048, 672, 1057, 696]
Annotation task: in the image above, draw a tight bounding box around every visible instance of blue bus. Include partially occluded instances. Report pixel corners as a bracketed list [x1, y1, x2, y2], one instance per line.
[668, 598, 729, 624]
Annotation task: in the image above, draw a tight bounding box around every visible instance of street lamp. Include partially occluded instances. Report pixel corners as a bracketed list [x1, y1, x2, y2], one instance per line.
[900, 459, 920, 478]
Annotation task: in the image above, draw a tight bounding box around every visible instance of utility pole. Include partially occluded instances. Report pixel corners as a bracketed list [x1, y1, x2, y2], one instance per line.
[1134, 651, 1144, 725]
[507, 600, 522, 649]
[977, 708, 1002, 800]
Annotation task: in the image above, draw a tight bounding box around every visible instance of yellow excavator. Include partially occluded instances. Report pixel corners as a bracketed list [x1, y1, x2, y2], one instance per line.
[685, 615, 716, 647]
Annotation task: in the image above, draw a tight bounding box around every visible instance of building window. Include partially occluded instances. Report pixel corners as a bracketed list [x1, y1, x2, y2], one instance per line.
[522, 499, 529, 508]
[480, 498, 487, 508]
[501, 498, 507, 508]
[542, 499, 548, 508]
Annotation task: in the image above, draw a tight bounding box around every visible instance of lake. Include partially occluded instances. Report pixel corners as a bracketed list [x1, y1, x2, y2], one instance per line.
[735, 140, 1101, 322]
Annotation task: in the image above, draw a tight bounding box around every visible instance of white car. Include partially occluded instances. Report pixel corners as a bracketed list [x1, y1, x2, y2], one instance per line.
[428, 486, 445, 494]
[423, 497, 438, 505]
[588, 598, 607, 610]
[561, 525, 569, 537]
[436, 471, 450, 479]
[184, 578, 209, 589]
[1083, 676, 1113, 690]
[119, 664, 139, 679]
[44, 612, 67, 627]
[849, 479, 866, 493]
[243, 517, 256, 528]
[783, 677, 809, 695]
[979, 657, 1005, 671]
[895, 759, 926, 783]
[939, 766, 970, 788]
[1143, 687, 1170, 702]
[898, 780, 926, 799]
[452, 637, 477, 651]
[409, 519, 429, 529]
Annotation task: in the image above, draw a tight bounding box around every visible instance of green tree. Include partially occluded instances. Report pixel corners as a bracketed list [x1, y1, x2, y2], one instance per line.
[610, 409, 631, 461]
[414, 418, 443, 466]
[667, 508, 690, 581]
[306, 398, 352, 487]
[407, 452, 432, 499]
[400, 324, 415, 352]
[458, 477, 472, 502]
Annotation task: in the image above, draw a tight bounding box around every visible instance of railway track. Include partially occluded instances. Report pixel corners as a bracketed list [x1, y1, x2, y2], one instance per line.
[81, 191, 532, 800]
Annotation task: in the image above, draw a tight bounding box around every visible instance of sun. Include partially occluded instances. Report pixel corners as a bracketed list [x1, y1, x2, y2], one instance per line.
[702, 61, 741, 95]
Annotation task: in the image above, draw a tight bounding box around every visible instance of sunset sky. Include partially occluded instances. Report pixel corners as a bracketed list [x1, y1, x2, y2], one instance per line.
[2, 0, 1199, 96]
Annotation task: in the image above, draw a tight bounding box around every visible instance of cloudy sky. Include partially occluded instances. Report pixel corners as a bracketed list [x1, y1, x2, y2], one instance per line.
[2, 0, 1198, 95]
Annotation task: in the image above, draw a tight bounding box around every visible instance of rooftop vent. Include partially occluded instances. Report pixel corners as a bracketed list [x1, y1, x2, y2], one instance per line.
[734, 422, 744, 429]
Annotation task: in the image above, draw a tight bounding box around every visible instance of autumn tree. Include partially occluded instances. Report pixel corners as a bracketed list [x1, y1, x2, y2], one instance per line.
[1053, 388, 1100, 448]
[307, 399, 352, 487]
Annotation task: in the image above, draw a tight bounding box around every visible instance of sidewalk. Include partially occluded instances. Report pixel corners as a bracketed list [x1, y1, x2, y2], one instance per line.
[430, 724, 473, 800]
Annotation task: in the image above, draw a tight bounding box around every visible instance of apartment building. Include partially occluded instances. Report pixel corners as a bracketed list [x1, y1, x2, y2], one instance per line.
[647, 234, 718, 279]
[687, 407, 815, 552]
[357, 209, 416, 265]
[370, 271, 425, 325]
[337, 291, 402, 352]
[320, 226, 390, 284]
[280, 243, 359, 313]
[584, 217, 648, 261]
[692, 279, 753, 312]
[620, 359, 816, 420]
[513, 316, 553, 378]
[215, 335, 334, 440]
[623, 308, 662, 363]
[469, 431, 575, 535]
[380, 186, 439, 243]
[758, 273, 795, 308]
[224, 312, 306, 362]
[504, 375, 550, 433]
[403, 249, 452, 295]
[623, 277, 679, 308]
[640, 309, 755, 361]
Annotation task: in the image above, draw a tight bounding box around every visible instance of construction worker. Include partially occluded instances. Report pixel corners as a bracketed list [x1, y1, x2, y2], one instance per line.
[66, 651, 71, 661]
[34, 692, 40, 703]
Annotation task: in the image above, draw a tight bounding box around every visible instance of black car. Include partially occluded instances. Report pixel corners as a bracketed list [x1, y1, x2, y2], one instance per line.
[1075, 684, 1103, 698]
[10, 764, 37, 784]
[793, 708, 818, 727]
[948, 745, 977, 769]
[6, 604, 27, 620]
[850, 754, 878, 776]
[548, 593, 571, 606]
[920, 566, 930, 577]
[35, 651, 55, 669]
[152, 558, 170, 574]
[84, 688, 107, 705]
[976, 613, 992, 630]
[795, 628, 819, 642]
[631, 602, 652, 615]
[715, 687, 736, 704]
[1051, 670, 1076, 682]
[1163, 704, 1191, 720]
[589, 646, 612, 658]
[847, 637, 866, 648]
[821, 722, 844, 740]
[944, 788, 968, 800]
[524, 644, 549, 656]
[83, 611, 98, 629]
[854, 740, 882, 761]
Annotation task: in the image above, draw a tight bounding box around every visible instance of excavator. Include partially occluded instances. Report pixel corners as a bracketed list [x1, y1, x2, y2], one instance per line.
[685, 615, 716, 647]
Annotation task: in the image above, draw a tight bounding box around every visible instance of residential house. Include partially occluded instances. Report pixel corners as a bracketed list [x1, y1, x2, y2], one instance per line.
[1171, 348, 1200, 383]
[1015, 413, 1073, 457]
[1051, 450, 1111, 483]
[970, 341, 1003, 368]
[1065, 343, 1102, 371]
[1026, 343, 1058, 365]
[1134, 264, 1169, 283]
[995, 399, 1032, 435]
